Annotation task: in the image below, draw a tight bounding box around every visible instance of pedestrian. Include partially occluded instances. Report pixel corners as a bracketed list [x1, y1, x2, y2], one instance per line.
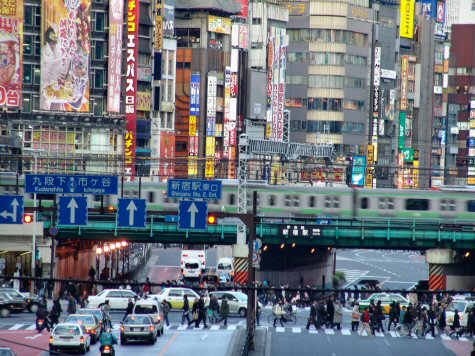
[257, 303, 261, 326]
[351, 302, 360, 332]
[375, 300, 386, 334]
[449, 309, 461, 337]
[403, 305, 414, 336]
[143, 277, 151, 297]
[101, 300, 112, 329]
[219, 296, 230, 326]
[326, 297, 334, 328]
[468, 308, 475, 337]
[37, 279, 45, 298]
[208, 295, 219, 324]
[354, 285, 359, 301]
[50, 299, 62, 326]
[317, 301, 326, 328]
[182, 295, 191, 325]
[80, 295, 89, 308]
[428, 305, 437, 337]
[273, 300, 284, 327]
[161, 299, 170, 326]
[67, 293, 77, 315]
[306, 300, 318, 330]
[122, 298, 134, 322]
[388, 302, 398, 331]
[188, 298, 200, 327]
[359, 307, 372, 336]
[88, 266, 96, 281]
[438, 304, 447, 334]
[333, 300, 343, 330]
[46, 279, 54, 299]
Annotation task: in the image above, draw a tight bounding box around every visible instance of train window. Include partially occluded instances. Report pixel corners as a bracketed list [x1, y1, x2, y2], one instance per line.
[467, 201, 475, 212]
[293, 195, 300, 207]
[378, 198, 394, 210]
[387, 198, 394, 209]
[269, 195, 276, 206]
[440, 199, 455, 211]
[360, 197, 369, 209]
[228, 194, 235, 205]
[405, 199, 429, 211]
[324, 196, 339, 208]
[148, 191, 155, 203]
[284, 195, 291, 207]
[309, 196, 316, 207]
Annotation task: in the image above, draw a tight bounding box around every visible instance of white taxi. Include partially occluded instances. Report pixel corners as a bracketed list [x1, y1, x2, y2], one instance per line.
[49, 323, 91, 355]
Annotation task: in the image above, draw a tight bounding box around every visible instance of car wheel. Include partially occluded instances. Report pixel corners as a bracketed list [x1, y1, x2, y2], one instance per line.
[49, 348, 56, 355]
[121, 336, 126, 345]
[0, 308, 10, 318]
[239, 308, 247, 318]
[80, 346, 86, 355]
[29, 303, 39, 313]
[149, 336, 155, 345]
[87, 345, 90, 352]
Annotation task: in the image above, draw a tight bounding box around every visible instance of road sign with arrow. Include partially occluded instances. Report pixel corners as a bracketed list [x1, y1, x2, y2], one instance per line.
[117, 198, 147, 228]
[178, 200, 208, 230]
[58, 196, 88, 226]
[0, 195, 24, 224]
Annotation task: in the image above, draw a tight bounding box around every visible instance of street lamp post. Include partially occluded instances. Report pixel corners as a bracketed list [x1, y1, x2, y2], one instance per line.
[103, 245, 110, 280]
[96, 247, 102, 281]
[110, 244, 116, 281]
[115, 242, 121, 278]
[31, 154, 38, 295]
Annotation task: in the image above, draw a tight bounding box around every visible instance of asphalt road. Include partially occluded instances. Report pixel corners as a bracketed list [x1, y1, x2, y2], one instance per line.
[336, 249, 428, 290]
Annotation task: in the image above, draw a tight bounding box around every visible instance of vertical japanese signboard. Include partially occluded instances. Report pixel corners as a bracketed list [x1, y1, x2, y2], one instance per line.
[223, 67, 231, 149]
[188, 73, 200, 176]
[0, 0, 23, 109]
[352, 156, 366, 187]
[40, 0, 90, 112]
[107, 0, 124, 113]
[366, 145, 374, 189]
[400, 56, 408, 110]
[163, 0, 175, 38]
[206, 72, 217, 137]
[400, 0, 415, 39]
[125, 0, 140, 177]
[155, 0, 163, 50]
[399, 112, 406, 149]
[159, 131, 175, 178]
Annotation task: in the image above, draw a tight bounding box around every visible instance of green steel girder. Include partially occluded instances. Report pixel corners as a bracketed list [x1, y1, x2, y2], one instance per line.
[44, 218, 475, 250]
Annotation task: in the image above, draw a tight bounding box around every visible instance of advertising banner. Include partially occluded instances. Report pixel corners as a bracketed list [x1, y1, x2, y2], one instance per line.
[397, 153, 404, 189]
[208, 15, 231, 35]
[40, 0, 90, 112]
[159, 131, 175, 178]
[352, 156, 366, 187]
[0, 0, 23, 109]
[399, 112, 406, 149]
[155, 0, 163, 50]
[206, 72, 217, 136]
[230, 72, 238, 98]
[137, 91, 151, 111]
[224, 67, 231, 147]
[238, 0, 249, 18]
[400, 56, 408, 110]
[107, 0, 123, 113]
[238, 24, 248, 49]
[205, 158, 215, 178]
[189, 73, 200, 158]
[163, 0, 175, 38]
[400, 0, 415, 39]
[125, 0, 140, 177]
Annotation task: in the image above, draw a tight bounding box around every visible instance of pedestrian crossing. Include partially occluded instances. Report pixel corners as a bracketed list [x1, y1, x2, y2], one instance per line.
[270, 326, 474, 341]
[336, 269, 369, 286]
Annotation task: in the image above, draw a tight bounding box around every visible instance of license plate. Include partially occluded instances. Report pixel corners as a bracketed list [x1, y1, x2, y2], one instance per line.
[103, 350, 111, 354]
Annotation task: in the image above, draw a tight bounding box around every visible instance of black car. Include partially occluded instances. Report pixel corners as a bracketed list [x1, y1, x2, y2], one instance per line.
[0, 292, 26, 316]
[0, 288, 40, 313]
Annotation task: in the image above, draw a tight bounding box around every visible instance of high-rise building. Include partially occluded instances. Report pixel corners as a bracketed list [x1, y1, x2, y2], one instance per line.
[286, 0, 374, 156]
[445, 0, 475, 30]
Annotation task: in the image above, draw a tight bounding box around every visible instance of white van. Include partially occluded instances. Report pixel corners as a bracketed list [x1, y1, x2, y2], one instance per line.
[182, 258, 202, 279]
[216, 258, 234, 276]
[132, 299, 164, 335]
[181, 250, 206, 272]
[446, 296, 475, 328]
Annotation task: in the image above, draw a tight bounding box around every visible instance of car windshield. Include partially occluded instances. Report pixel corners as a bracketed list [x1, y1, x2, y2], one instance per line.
[54, 325, 81, 335]
[77, 310, 102, 318]
[447, 301, 467, 312]
[185, 262, 199, 269]
[65, 316, 94, 325]
[0, 293, 14, 301]
[125, 316, 151, 325]
[2, 290, 22, 298]
[234, 293, 247, 302]
[217, 263, 232, 270]
[0, 349, 13, 356]
[97, 290, 107, 296]
[134, 305, 158, 314]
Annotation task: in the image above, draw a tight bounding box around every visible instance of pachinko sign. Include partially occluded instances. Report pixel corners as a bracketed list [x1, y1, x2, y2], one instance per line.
[107, 0, 124, 113]
[40, 0, 90, 112]
[0, 0, 23, 108]
[125, 0, 140, 178]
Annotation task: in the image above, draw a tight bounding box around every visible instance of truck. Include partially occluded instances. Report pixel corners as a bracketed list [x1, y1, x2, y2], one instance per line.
[181, 249, 206, 273]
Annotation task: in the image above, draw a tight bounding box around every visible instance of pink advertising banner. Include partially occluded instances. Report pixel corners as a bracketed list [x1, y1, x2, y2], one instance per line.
[107, 0, 124, 113]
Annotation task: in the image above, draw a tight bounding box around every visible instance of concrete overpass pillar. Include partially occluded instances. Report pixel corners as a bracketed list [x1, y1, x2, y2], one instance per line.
[232, 231, 248, 285]
[426, 249, 453, 291]
[426, 249, 475, 291]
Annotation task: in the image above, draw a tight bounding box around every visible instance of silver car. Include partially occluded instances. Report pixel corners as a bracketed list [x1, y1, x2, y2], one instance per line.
[120, 315, 157, 345]
[207, 291, 262, 317]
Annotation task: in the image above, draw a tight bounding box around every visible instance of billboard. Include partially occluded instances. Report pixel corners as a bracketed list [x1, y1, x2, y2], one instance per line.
[206, 72, 217, 136]
[399, 112, 406, 149]
[208, 15, 231, 35]
[40, 0, 90, 112]
[155, 0, 163, 50]
[189, 72, 200, 158]
[352, 156, 366, 187]
[163, 0, 175, 38]
[400, 56, 408, 110]
[159, 131, 175, 178]
[224, 67, 231, 148]
[125, 0, 140, 177]
[400, 0, 415, 39]
[107, 0, 123, 113]
[0, 1, 23, 109]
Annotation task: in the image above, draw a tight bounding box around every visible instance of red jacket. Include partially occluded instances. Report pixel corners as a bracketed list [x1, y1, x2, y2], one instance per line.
[363, 310, 370, 323]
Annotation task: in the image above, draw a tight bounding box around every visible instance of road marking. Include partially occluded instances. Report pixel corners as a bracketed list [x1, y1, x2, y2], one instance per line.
[159, 332, 178, 356]
[276, 327, 285, 333]
[309, 330, 318, 334]
[375, 331, 384, 337]
[201, 333, 208, 340]
[440, 334, 451, 340]
[164, 325, 171, 330]
[459, 337, 469, 342]
[389, 331, 398, 338]
[384, 339, 390, 346]
[227, 325, 236, 330]
[8, 324, 24, 330]
[177, 325, 187, 330]
[25, 334, 42, 340]
[326, 335, 331, 343]
[341, 329, 351, 335]
[426, 334, 435, 340]
[292, 327, 301, 333]
[210, 325, 220, 330]
[324, 328, 334, 335]
[25, 324, 36, 330]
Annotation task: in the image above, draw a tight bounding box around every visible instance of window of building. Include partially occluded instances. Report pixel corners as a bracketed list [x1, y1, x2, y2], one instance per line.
[252, 17, 261, 24]
[33, 67, 41, 85]
[405, 199, 429, 211]
[25, 6, 34, 26]
[168, 52, 174, 76]
[94, 41, 105, 60]
[22, 95, 32, 113]
[24, 35, 33, 55]
[95, 12, 105, 32]
[176, 28, 201, 48]
[23, 64, 32, 84]
[94, 69, 105, 88]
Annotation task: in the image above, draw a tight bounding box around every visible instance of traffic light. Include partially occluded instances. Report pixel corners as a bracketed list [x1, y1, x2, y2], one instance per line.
[207, 214, 217, 225]
[23, 213, 33, 224]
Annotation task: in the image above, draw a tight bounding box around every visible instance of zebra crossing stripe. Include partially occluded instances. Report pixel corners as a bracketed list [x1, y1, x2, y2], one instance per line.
[425, 334, 435, 340]
[458, 337, 469, 342]
[177, 325, 187, 330]
[25, 324, 37, 330]
[276, 327, 285, 333]
[324, 328, 334, 335]
[341, 329, 351, 335]
[227, 325, 236, 330]
[440, 334, 451, 340]
[309, 330, 318, 334]
[389, 331, 399, 338]
[375, 331, 384, 337]
[8, 324, 23, 330]
[292, 327, 301, 333]
[210, 325, 220, 330]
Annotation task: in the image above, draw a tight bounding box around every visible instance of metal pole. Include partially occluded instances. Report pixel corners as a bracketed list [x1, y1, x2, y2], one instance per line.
[50, 210, 55, 280]
[246, 191, 257, 350]
[31, 155, 37, 295]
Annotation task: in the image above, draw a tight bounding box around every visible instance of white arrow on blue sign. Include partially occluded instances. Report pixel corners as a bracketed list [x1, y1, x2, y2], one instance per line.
[117, 198, 147, 228]
[0, 195, 24, 224]
[179, 200, 208, 230]
[58, 196, 88, 226]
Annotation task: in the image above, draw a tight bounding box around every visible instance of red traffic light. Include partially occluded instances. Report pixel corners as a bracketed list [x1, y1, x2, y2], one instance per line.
[207, 214, 217, 225]
[23, 214, 33, 224]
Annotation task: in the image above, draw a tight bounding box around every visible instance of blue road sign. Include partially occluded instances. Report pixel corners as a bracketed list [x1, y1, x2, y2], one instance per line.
[58, 196, 88, 226]
[0, 195, 24, 224]
[168, 179, 222, 200]
[117, 198, 147, 228]
[179, 200, 208, 230]
[25, 174, 118, 195]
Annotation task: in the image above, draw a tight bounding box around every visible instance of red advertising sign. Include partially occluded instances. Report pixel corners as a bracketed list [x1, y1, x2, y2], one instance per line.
[107, 0, 124, 113]
[159, 131, 175, 178]
[0, 1, 23, 109]
[125, 0, 140, 177]
[230, 72, 238, 98]
[238, 0, 249, 18]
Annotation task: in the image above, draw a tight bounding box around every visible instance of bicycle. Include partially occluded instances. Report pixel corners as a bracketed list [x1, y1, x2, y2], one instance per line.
[395, 321, 428, 338]
[267, 312, 297, 327]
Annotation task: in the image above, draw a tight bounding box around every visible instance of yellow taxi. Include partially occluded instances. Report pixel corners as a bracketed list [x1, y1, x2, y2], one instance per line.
[65, 314, 101, 343]
[151, 288, 200, 309]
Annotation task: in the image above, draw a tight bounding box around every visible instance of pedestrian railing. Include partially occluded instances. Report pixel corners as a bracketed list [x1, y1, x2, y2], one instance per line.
[241, 310, 256, 356]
